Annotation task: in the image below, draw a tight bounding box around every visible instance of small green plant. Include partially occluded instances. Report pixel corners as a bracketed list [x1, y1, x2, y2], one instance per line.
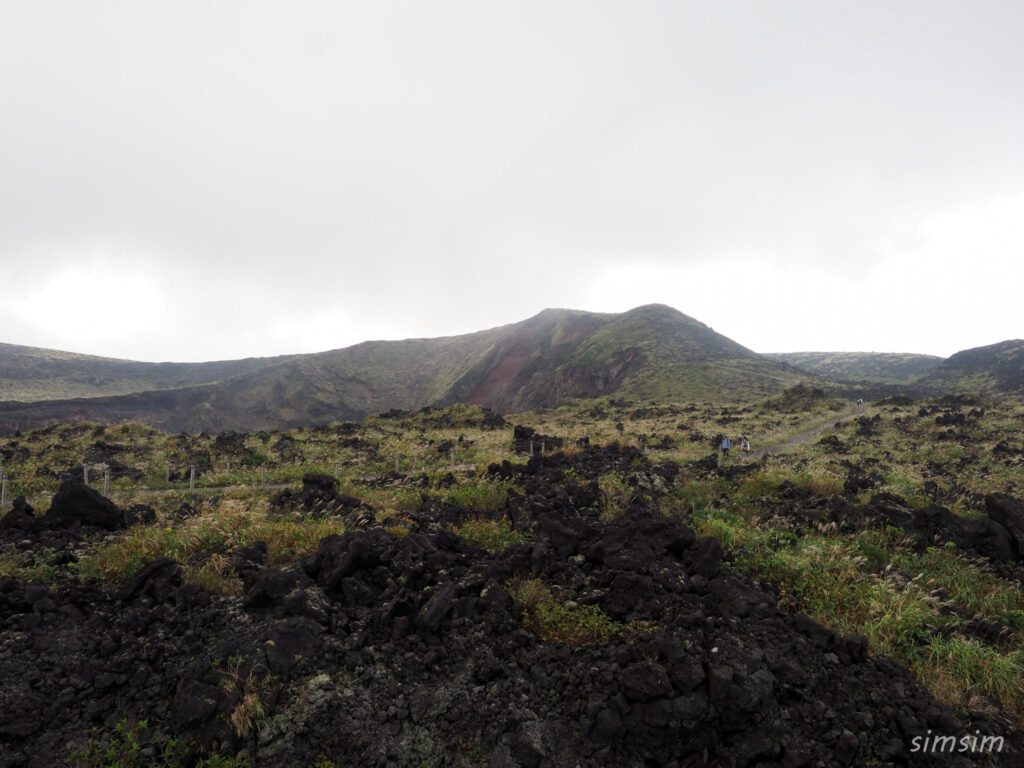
[66, 717, 187, 768]
[856, 539, 889, 572]
[506, 577, 629, 646]
[241, 451, 269, 467]
[90, 717, 142, 767]
[1000, 610, 1024, 630]
[454, 516, 529, 553]
[597, 472, 632, 520]
[0, 548, 63, 585]
[766, 530, 799, 549]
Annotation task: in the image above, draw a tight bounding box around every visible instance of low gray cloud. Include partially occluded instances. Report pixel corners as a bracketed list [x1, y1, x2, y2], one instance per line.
[2, 1, 1022, 360]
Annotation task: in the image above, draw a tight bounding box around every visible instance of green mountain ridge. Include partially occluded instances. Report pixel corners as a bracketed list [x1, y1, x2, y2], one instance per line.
[763, 351, 943, 385]
[0, 342, 297, 402]
[0, 305, 812, 434]
[3, 306, 1019, 435]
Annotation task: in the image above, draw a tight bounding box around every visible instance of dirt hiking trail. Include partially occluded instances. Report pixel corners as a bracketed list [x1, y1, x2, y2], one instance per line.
[745, 402, 866, 461]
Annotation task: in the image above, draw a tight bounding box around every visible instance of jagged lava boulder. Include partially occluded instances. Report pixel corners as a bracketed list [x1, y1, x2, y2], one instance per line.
[40, 478, 124, 530]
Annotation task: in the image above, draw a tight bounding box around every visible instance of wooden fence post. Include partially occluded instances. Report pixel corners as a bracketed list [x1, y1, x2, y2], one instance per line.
[103, 468, 110, 496]
[83, 466, 89, 485]
[189, 465, 195, 494]
[450, 447, 455, 469]
[261, 465, 266, 489]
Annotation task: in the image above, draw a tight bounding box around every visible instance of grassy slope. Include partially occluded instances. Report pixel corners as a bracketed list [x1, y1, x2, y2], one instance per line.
[438, 305, 817, 410]
[219, 328, 510, 427]
[0, 325, 515, 433]
[764, 351, 943, 384]
[591, 305, 811, 402]
[0, 342, 295, 402]
[918, 340, 1024, 396]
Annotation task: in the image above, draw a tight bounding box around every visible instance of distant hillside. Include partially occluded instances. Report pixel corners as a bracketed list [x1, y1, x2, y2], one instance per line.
[916, 339, 1024, 395]
[764, 351, 942, 384]
[445, 305, 802, 410]
[0, 305, 811, 434]
[0, 342, 296, 402]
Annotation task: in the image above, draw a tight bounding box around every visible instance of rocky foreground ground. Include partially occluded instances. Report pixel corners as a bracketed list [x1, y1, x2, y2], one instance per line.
[1, 444, 1022, 767]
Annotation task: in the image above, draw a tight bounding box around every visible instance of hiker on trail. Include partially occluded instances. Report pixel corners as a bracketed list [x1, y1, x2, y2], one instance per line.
[740, 437, 751, 457]
[720, 437, 732, 460]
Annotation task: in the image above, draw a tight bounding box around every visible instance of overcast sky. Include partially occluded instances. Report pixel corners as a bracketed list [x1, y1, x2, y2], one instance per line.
[2, 1, 1023, 362]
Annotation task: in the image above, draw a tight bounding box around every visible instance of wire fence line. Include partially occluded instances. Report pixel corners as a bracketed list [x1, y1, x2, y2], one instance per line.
[0, 445, 489, 510]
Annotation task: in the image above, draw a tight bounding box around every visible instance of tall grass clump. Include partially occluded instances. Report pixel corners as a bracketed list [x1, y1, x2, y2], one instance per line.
[919, 637, 1024, 722]
[454, 516, 529, 553]
[78, 498, 345, 594]
[441, 481, 511, 512]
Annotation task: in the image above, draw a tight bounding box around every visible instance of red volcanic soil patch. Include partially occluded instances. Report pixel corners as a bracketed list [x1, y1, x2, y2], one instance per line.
[467, 319, 599, 408]
[467, 335, 537, 407]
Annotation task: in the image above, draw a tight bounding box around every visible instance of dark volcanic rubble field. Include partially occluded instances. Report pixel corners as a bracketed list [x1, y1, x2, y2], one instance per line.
[1, 446, 1021, 767]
